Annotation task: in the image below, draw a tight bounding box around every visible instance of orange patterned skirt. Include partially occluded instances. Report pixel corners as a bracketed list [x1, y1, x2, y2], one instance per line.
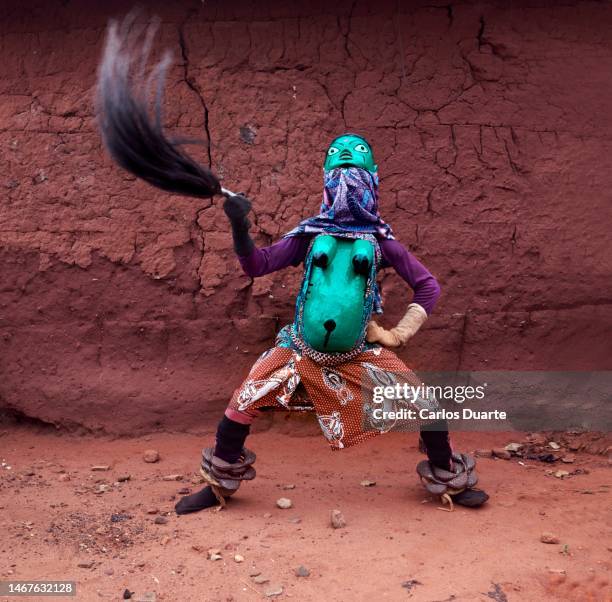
[227, 341, 430, 451]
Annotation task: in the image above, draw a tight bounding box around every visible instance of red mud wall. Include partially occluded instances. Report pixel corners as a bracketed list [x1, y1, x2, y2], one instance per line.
[1, 1, 611, 434]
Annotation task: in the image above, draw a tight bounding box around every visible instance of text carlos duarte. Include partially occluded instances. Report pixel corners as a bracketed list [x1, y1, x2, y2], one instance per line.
[371, 383, 507, 420]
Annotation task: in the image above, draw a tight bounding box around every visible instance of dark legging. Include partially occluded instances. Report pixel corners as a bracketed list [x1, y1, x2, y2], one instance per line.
[175, 415, 453, 514]
[419, 419, 453, 470]
[214, 415, 452, 470]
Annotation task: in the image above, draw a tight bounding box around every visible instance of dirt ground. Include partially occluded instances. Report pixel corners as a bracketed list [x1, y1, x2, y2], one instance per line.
[0, 426, 610, 602]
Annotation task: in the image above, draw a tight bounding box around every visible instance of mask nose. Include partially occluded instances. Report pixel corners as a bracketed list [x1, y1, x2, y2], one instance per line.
[339, 150, 352, 160]
[324, 319, 336, 332]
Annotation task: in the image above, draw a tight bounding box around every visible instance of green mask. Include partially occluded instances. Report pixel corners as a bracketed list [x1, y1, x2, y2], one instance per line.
[324, 134, 377, 173]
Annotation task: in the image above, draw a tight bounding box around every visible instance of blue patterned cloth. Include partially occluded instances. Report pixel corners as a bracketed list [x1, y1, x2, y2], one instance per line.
[283, 167, 394, 313]
[283, 167, 394, 240]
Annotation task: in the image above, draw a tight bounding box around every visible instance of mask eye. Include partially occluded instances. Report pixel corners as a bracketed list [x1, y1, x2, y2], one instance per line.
[354, 144, 369, 153]
[327, 147, 339, 156]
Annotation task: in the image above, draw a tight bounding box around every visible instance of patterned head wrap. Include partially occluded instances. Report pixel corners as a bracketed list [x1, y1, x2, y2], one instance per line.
[283, 167, 394, 240]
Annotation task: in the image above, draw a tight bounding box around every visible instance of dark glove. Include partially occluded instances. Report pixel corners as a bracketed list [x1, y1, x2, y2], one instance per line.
[223, 194, 254, 257]
[223, 194, 251, 223]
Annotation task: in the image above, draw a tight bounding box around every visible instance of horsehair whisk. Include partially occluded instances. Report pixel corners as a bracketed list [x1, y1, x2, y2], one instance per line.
[96, 13, 236, 199]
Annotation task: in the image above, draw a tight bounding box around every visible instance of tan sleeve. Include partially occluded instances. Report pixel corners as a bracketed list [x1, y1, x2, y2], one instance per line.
[389, 303, 428, 345]
[366, 303, 428, 348]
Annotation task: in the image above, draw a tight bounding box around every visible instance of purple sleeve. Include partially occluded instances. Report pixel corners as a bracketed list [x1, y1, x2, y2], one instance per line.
[379, 239, 441, 315]
[238, 236, 310, 277]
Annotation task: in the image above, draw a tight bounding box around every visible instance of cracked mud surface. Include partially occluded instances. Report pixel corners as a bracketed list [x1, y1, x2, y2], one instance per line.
[1, 1, 611, 432]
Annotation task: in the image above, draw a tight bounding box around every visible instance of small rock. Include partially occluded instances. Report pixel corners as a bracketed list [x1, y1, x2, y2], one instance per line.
[492, 448, 512, 460]
[91, 465, 110, 472]
[122, 589, 132, 599]
[249, 569, 261, 577]
[288, 517, 302, 524]
[96, 484, 110, 493]
[117, 474, 131, 482]
[234, 554, 244, 563]
[548, 572, 567, 586]
[104, 568, 114, 576]
[264, 585, 283, 597]
[527, 433, 547, 445]
[549, 441, 561, 450]
[475, 449, 493, 458]
[263, 512, 272, 518]
[146, 508, 159, 515]
[162, 474, 183, 481]
[253, 575, 269, 584]
[554, 470, 570, 479]
[58, 474, 70, 482]
[191, 474, 205, 485]
[282, 484, 296, 490]
[401, 579, 422, 593]
[207, 548, 222, 561]
[540, 532, 560, 544]
[561, 454, 576, 464]
[78, 560, 95, 568]
[504, 443, 523, 453]
[295, 565, 310, 577]
[154, 516, 168, 525]
[143, 450, 160, 463]
[177, 487, 191, 495]
[330, 509, 346, 529]
[191, 545, 204, 552]
[537, 453, 558, 463]
[570, 468, 589, 476]
[360, 479, 376, 487]
[276, 497, 292, 509]
[111, 513, 131, 523]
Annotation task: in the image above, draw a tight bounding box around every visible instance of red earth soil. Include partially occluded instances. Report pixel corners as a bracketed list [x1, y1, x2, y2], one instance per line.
[1, 426, 610, 602]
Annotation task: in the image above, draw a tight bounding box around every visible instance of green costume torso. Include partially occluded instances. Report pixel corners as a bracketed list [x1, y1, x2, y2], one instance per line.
[291, 234, 378, 355]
